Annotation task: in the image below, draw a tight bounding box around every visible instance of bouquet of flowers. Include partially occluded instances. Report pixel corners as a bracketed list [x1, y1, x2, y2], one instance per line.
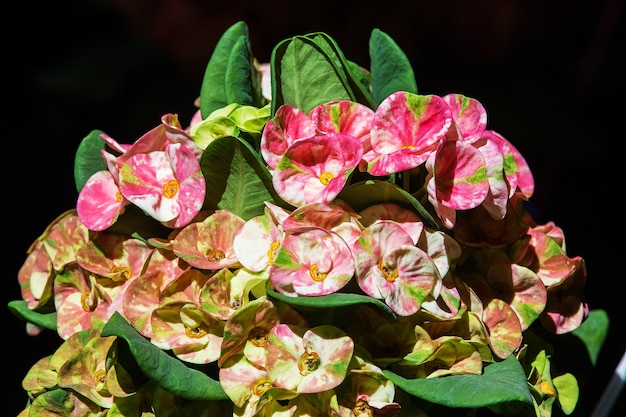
[10, 21, 608, 417]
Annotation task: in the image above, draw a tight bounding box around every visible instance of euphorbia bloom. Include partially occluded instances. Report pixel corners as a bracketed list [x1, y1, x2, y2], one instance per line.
[76, 170, 127, 231]
[354, 220, 439, 316]
[150, 269, 224, 364]
[233, 207, 284, 273]
[219, 297, 280, 367]
[119, 142, 205, 228]
[309, 99, 374, 143]
[54, 264, 115, 339]
[272, 134, 363, 207]
[364, 92, 452, 175]
[260, 104, 316, 169]
[269, 227, 355, 297]
[265, 324, 354, 393]
[172, 210, 245, 270]
[424, 131, 490, 229]
[540, 256, 589, 334]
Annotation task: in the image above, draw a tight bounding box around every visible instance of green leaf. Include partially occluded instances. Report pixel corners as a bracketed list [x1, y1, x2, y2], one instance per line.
[553, 373, 579, 415]
[74, 129, 107, 193]
[384, 355, 534, 408]
[271, 35, 352, 114]
[266, 288, 396, 322]
[200, 136, 287, 220]
[199, 21, 250, 118]
[101, 311, 228, 401]
[224, 35, 257, 107]
[7, 300, 58, 331]
[369, 28, 418, 106]
[572, 309, 609, 365]
[337, 180, 440, 230]
[305, 32, 374, 108]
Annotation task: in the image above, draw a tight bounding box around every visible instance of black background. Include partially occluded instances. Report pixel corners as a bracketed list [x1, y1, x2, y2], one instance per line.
[5, 0, 624, 415]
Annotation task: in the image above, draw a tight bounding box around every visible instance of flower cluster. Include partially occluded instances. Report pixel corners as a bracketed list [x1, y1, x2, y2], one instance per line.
[11, 21, 602, 417]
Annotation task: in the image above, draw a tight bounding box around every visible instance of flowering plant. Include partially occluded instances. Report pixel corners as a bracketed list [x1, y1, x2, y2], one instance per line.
[11, 21, 608, 417]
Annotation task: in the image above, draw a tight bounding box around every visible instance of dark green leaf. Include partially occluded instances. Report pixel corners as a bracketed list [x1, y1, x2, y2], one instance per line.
[573, 309, 609, 365]
[74, 129, 107, 193]
[201, 136, 287, 220]
[384, 355, 534, 408]
[369, 28, 418, 106]
[8, 300, 58, 331]
[266, 289, 396, 322]
[224, 35, 255, 106]
[101, 312, 228, 401]
[199, 21, 249, 118]
[272, 35, 352, 113]
[306, 32, 374, 108]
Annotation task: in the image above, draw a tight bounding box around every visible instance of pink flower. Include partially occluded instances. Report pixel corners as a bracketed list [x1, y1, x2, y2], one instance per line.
[119, 142, 205, 228]
[272, 134, 363, 207]
[172, 210, 245, 270]
[265, 324, 354, 393]
[364, 92, 453, 175]
[353, 220, 438, 316]
[260, 104, 316, 170]
[270, 227, 355, 297]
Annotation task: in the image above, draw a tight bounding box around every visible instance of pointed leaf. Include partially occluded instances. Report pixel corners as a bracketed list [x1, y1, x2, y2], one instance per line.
[201, 136, 287, 219]
[305, 32, 374, 108]
[369, 28, 418, 106]
[384, 355, 533, 408]
[224, 35, 260, 107]
[74, 129, 108, 193]
[272, 35, 352, 113]
[8, 300, 58, 331]
[101, 311, 228, 400]
[266, 288, 396, 322]
[572, 309, 609, 365]
[200, 21, 250, 118]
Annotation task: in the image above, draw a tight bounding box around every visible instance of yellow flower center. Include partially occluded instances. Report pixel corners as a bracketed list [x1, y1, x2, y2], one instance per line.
[267, 241, 280, 264]
[319, 172, 334, 185]
[81, 291, 98, 312]
[206, 249, 225, 263]
[185, 326, 207, 339]
[111, 265, 131, 281]
[248, 326, 268, 347]
[309, 264, 328, 282]
[163, 179, 180, 198]
[354, 399, 374, 417]
[253, 379, 273, 396]
[379, 259, 398, 282]
[298, 342, 321, 375]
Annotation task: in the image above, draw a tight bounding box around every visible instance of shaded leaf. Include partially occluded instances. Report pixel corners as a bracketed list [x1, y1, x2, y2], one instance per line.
[266, 288, 396, 322]
[572, 309, 609, 365]
[101, 312, 228, 401]
[8, 300, 57, 331]
[74, 129, 107, 193]
[369, 28, 418, 106]
[200, 136, 288, 220]
[384, 355, 533, 408]
[200, 21, 250, 118]
[306, 32, 374, 108]
[272, 35, 352, 114]
[224, 35, 259, 107]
